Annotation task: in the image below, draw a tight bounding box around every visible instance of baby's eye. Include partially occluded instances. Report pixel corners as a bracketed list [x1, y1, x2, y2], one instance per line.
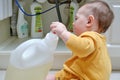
[75, 17, 78, 20]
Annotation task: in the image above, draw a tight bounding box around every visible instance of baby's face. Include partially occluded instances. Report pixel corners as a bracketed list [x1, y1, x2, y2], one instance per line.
[73, 5, 89, 36]
[73, 4, 99, 35]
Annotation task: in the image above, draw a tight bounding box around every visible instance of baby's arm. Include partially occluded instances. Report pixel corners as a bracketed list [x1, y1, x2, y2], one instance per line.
[50, 22, 71, 43]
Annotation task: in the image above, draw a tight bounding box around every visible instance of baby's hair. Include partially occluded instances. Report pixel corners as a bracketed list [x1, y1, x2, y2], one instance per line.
[85, 0, 114, 33]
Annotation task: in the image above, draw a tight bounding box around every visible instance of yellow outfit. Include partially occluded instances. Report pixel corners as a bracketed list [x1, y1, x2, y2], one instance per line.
[55, 31, 111, 80]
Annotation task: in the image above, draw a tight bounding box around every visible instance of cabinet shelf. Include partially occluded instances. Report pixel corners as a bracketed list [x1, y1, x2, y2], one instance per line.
[1, 36, 120, 70]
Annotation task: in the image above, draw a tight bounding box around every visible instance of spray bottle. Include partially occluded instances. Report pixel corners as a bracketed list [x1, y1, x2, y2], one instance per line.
[5, 32, 58, 80]
[31, 0, 44, 38]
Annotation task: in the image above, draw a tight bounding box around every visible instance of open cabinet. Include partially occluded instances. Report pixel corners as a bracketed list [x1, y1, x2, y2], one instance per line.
[0, 0, 120, 70]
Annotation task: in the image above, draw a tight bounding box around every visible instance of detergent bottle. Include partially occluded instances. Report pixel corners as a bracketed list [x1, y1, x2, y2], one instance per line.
[5, 32, 59, 80]
[31, 0, 43, 38]
[17, 1, 29, 38]
[68, 0, 79, 32]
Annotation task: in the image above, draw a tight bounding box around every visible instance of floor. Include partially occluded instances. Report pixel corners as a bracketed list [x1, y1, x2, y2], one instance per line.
[0, 70, 120, 80]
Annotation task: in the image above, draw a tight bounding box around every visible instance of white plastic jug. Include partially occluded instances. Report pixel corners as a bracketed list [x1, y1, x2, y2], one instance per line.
[5, 32, 58, 80]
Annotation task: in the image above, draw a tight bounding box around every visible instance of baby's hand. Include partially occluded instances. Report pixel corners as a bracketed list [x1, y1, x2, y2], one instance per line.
[50, 22, 67, 37]
[50, 22, 71, 43]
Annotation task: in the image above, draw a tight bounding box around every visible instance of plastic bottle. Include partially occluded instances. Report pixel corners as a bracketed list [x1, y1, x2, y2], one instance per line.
[68, 0, 79, 32]
[31, 0, 43, 38]
[10, 1, 18, 36]
[16, 1, 29, 38]
[5, 32, 59, 80]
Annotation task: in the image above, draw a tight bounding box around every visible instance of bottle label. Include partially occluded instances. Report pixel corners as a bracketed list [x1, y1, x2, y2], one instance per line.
[34, 6, 42, 32]
[21, 23, 28, 36]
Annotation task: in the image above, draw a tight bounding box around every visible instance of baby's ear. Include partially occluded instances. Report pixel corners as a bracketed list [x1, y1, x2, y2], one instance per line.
[86, 15, 94, 28]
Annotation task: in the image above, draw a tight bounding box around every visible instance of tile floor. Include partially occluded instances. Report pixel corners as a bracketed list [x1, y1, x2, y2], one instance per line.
[0, 70, 120, 80]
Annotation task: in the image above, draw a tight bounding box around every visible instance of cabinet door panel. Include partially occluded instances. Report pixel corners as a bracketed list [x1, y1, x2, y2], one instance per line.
[105, 1, 120, 44]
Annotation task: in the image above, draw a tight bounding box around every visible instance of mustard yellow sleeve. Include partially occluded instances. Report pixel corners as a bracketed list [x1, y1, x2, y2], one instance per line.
[66, 32, 97, 58]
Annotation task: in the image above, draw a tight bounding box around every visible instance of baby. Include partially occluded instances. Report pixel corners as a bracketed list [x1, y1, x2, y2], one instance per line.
[46, 0, 114, 80]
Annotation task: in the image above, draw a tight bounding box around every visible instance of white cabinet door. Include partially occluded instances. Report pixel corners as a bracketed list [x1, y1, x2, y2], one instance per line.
[105, 0, 120, 44]
[105, 0, 120, 70]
